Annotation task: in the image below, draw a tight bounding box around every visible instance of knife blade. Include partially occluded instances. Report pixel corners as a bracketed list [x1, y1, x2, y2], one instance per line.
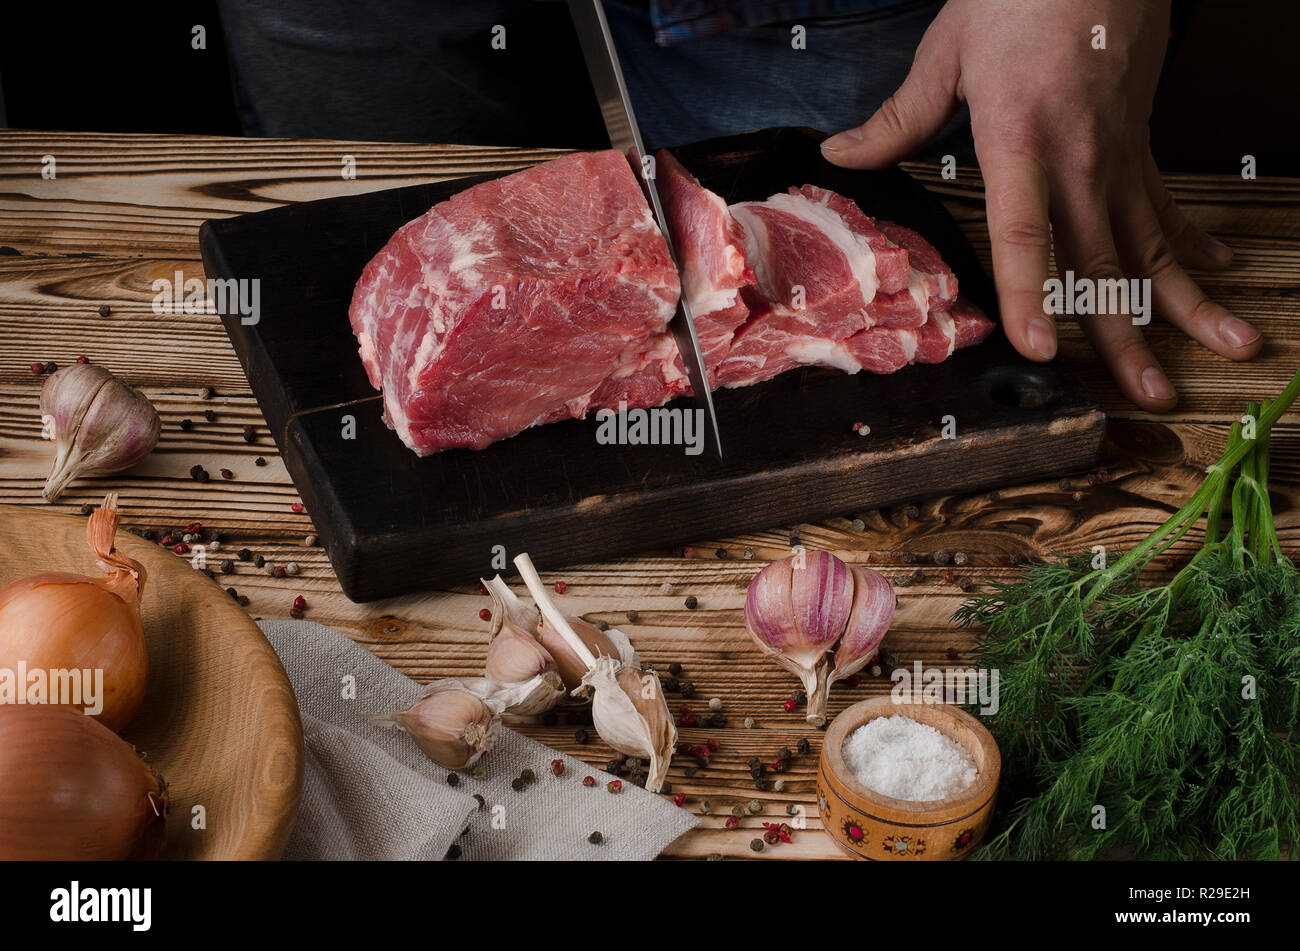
[567, 0, 724, 459]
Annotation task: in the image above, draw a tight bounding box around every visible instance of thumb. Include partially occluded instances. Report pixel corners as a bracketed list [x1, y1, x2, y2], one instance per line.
[821, 37, 960, 169]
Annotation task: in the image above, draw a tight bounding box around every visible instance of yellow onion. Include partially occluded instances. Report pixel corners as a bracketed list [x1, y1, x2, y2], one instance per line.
[0, 704, 167, 860]
[0, 493, 148, 732]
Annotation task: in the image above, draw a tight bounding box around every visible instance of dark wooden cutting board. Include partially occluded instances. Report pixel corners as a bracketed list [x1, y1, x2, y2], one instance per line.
[199, 127, 1105, 602]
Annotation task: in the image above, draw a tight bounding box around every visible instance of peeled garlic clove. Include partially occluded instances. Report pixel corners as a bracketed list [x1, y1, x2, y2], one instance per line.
[582, 656, 677, 792]
[829, 566, 895, 684]
[40, 364, 160, 502]
[365, 680, 502, 769]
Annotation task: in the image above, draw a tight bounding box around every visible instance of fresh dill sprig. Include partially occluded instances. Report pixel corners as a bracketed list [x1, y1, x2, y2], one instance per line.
[963, 371, 1300, 860]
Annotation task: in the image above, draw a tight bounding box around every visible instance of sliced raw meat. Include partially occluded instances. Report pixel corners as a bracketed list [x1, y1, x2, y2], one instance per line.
[656, 149, 754, 370]
[349, 149, 680, 454]
[791, 185, 910, 295]
[879, 220, 958, 310]
[729, 193, 878, 338]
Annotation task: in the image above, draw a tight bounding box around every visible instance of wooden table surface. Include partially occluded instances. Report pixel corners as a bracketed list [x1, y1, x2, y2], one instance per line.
[2, 131, 1298, 860]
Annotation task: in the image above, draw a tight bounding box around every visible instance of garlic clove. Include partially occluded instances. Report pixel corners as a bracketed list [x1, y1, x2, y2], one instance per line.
[485, 617, 557, 685]
[829, 566, 895, 684]
[581, 656, 677, 792]
[365, 680, 502, 769]
[40, 365, 160, 502]
[539, 613, 638, 691]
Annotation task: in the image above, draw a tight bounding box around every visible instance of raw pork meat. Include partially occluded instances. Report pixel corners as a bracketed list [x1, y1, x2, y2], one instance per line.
[349, 149, 680, 454]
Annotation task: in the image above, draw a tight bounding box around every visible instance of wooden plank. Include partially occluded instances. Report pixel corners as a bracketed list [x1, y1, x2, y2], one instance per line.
[3, 130, 1299, 858]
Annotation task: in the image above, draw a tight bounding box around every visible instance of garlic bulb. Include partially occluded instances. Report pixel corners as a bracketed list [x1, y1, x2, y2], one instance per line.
[40, 364, 160, 502]
[514, 553, 676, 792]
[482, 576, 566, 715]
[745, 550, 895, 726]
[366, 680, 503, 769]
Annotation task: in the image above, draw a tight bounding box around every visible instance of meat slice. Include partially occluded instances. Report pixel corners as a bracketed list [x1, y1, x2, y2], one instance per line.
[792, 185, 910, 295]
[349, 150, 680, 454]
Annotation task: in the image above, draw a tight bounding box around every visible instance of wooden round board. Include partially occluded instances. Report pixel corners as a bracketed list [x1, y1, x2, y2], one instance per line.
[0, 505, 303, 859]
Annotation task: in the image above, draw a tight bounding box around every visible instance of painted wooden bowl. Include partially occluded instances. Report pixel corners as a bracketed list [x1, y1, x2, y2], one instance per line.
[0, 505, 303, 859]
[817, 696, 1000, 860]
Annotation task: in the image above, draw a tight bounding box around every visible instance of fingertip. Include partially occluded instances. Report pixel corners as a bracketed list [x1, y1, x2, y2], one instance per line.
[1137, 365, 1179, 411]
[1025, 315, 1058, 361]
[1217, 315, 1261, 360]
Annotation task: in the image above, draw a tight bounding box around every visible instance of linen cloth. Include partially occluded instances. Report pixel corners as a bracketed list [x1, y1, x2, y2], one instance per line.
[260, 619, 698, 861]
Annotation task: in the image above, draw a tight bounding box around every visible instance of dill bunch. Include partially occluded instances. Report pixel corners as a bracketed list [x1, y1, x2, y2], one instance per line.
[960, 380, 1300, 861]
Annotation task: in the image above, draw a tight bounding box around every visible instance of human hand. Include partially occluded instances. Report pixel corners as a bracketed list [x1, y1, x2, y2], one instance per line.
[821, 0, 1258, 410]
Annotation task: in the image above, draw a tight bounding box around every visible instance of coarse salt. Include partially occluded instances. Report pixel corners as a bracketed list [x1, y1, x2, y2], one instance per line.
[842, 715, 977, 801]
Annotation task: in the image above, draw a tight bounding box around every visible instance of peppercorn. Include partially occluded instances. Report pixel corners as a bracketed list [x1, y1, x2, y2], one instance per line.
[708, 697, 722, 712]
[629, 771, 648, 788]
[238, 548, 252, 561]
[520, 768, 536, 784]
[553, 580, 567, 594]
[679, 682, 696, 698]
[954, 551, 969, 565]
[706, 737, 719, 753]
[715, 548, 728, 559]
[786, 804, 800, 816]
[699, 800, 712, 815]
[683, 766, 698, 779]
[708, 713, 725, 728]
[789, 529, 801, 547]
[273, 565, 286, 578]
[255, 456, 267, 467]
[663, 676, 680, 692]
[695, 755, 709, 769]
[588, 831, 603, 844]
[773, 780, 786, 792]
[777, 747, 792, 762]
[797, 737, 810, 755]
[582, 775, 596, 787]
[220, 468, 234, 480]
[742, 547, 756, 559]
[255, 554, 266, 568]
[471, 765, 487, 780]
[673, 792, 686, 807]
[625, 757, 642, 770]
[769, 758, 786, 773]
[782, 699, 796, 712]
[179, 418, 193, 432]
[725, 816, 740, 830]
[660, 781, 672, 794]
[679, 712, 697, 727]
[511, 778, 525, 791]
[226, 587, 238, 600]
[684, 596, 698, 610]
[625, 609, 638, 623]
[242, 426, 257, 443]
[574, 729, 589, 744]
[219, 559, 234, 574]
[606, 780, 622, 794]
[904, 551, 918, 564]
[748, 799, 763, 815]
[203, 409, 217, 423]
[447, 772, 460, 787]
[933, 550, 951, 565]
[97, 304, 111, 317]
[851, 518, 866, 532]
[750, 838, 764, 852]
[238, 596, 250, 607]
[43, 361, 57, 374]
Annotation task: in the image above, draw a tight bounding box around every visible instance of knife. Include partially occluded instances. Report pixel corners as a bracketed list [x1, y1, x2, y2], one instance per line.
[567, 0, 724, 459]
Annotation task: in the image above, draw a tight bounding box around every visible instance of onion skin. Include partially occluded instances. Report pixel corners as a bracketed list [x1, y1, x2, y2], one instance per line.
[0, 494, 148, 732]
[0, 705, 167, 860]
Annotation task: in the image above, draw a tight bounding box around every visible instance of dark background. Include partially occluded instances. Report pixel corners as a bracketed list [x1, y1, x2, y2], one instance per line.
[0, 0, 1294, 174]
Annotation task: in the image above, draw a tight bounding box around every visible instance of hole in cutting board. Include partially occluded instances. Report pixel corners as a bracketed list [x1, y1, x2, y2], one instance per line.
[980, 366, 1058, 410]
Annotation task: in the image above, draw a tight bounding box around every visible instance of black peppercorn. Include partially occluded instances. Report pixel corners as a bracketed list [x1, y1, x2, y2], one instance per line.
[254, 456, 267, 467]
[777, 747, 792, 762]
[447, 772, 460, 787]
[683, 767, 698, 779]
[219, 559, 234, 574]
[668, 662, 683, 676]
[715, 548, 728, 559]
[242, 426, 257, 443]
[680, 682, 696, 698]
[204, 409, 217, 423]
[520, 768, 536, 784]
[753, 778, 769, 791]
[179, 418, 193, 431]
[695, 755, 709, 769]
[97, 304, 111, 317]
[255, 555, 266, 568]
[511, 778, 525, 791]
[797, 737, 811, 755]
[663, 676, 680, 693]
[574, 729, 589, 744]
[789, 529, 801, 547]
[625, 609, 639, 623]
[684, 596, 698, 610]
[195, 468, 210, 483]
[750, 838, 764, 852]
[588, 831, 603, 845]
[793, 690, 807, 705]
[237, 548, 252, 561]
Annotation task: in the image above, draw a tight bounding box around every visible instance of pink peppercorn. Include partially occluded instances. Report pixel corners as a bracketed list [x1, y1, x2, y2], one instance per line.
[551, 759, 565, 776]
[680, 713, 697, 728]
[606, 780, 622, 794]
[553, 581, 567, 594]
[782, 699, 796, 712]
[290, 502, 304, 514]
[29, 363, 43, 375]
[172, 544, 190, 555]
[478, 608, 491, 621]
[673, 793, 686, 807]
[582, 776, 596, 787]
[706, 738, 719, 752]
[76, 356, 89, 364]
[292, 595, 308, 612]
